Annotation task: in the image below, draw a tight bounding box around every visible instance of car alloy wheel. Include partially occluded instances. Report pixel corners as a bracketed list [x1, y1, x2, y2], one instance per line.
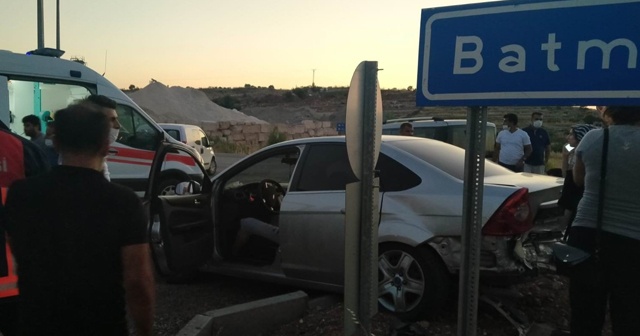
[378, 243, 450, 321]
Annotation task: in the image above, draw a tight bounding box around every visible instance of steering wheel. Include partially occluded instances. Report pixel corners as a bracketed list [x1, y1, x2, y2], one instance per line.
[258, 179, 285, 213]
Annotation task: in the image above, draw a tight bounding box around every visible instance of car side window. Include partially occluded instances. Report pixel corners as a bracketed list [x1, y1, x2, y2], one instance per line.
[116, 104, 160, 150]
[296, 144, 358, 192]
[199, 130, 210, 147]
[376, 153, 421, 192]
[224, 148, 300, 190]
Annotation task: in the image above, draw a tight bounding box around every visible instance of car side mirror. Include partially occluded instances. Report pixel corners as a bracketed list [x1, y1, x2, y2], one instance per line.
[175, 181, 202, 195]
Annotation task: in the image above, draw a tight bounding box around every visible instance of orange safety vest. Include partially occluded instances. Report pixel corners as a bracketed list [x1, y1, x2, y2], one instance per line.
[0, 130, 25, 299]
[0, 187, 19, 298]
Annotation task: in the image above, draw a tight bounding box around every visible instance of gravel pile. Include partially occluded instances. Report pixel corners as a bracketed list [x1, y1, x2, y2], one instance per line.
[128, 82, 267, 125]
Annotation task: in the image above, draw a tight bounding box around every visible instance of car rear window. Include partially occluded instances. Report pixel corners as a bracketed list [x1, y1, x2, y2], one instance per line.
[388, 139, 511, 180]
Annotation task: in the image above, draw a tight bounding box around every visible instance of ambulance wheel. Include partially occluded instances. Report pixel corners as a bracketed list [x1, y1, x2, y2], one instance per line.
[157, 178, 180, 196]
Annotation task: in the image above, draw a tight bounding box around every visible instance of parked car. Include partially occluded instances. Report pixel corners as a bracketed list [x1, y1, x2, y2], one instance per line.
[159, 123, 216, 175]
[382, 117, 496, 156]
[147, 135, 566, 320]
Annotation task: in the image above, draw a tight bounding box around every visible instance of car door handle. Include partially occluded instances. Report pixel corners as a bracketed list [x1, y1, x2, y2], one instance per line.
[194, 199, 201, 205]
[108, 149, 118, 155]
[340, 208, 346, 214]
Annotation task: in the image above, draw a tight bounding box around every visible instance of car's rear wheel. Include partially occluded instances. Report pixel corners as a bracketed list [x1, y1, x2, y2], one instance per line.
[378, 243, 450, 321]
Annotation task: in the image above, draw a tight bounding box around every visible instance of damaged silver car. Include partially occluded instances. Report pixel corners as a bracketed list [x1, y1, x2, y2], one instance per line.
[148, 135, 567, 321]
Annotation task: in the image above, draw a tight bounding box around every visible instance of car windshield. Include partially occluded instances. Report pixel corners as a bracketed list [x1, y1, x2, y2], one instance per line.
[387, 138, 512, 180]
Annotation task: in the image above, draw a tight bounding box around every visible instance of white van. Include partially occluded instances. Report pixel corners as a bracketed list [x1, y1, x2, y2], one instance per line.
[0, 50, 203, 196]
[159, 123, 216, 175]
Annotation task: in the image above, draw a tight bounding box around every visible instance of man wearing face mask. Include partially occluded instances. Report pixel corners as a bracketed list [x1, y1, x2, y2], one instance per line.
[493, 113, 532, 172]
[80, 95, 121, 181]
[522, 112, 551, 174]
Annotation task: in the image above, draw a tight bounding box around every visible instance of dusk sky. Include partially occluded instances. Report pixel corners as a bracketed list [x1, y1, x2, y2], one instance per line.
[3, 0, 490, 90]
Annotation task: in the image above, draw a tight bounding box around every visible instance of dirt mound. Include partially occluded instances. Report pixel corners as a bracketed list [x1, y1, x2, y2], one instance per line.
[128, 82, 267, 125]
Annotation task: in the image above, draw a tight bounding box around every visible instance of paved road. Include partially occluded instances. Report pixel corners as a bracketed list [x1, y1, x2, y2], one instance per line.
[214, 153, 246, 173]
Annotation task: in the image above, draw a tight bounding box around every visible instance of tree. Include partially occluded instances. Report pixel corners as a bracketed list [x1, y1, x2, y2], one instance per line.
[129, 84, 137, 91]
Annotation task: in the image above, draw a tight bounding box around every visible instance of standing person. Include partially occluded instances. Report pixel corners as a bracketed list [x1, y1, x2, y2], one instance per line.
[0, 119, 49, 336]
[493, 113, 532, 172]
[21, 115, 47, 152]
[557, 124, 595, 236]
[79, 94, 121, 181]
[567, 106, 640, 335]
[522, 112, 551, 174]
[42, 121, 59, 167]
[2, 104, 155, 336]
[399, 122, 414, 136]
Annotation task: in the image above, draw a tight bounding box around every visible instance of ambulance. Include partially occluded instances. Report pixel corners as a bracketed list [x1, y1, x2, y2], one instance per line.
[0, 50, 205, 196]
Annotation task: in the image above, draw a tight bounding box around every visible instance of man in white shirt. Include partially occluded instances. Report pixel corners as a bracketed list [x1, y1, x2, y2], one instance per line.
[493, 113, 532, 172]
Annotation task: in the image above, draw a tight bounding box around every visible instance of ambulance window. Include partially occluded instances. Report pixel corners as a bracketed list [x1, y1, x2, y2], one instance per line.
[6, 79, 91, 136]
[115, 104, 160, 151]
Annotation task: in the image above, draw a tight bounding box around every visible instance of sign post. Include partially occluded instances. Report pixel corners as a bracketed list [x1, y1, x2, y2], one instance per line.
[418, 0, 640, 107]
[416, 1, 640, 335]
[344, 61, 382, 336]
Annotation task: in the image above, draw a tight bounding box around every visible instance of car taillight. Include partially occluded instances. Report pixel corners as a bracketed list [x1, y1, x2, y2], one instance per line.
[482, 188, 532, 236]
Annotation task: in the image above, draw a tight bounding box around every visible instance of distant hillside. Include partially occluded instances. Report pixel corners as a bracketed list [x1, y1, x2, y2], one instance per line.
[198, 86, 601, 152]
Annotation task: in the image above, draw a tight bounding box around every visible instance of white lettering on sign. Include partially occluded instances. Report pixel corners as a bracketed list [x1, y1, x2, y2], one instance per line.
[541, 33, 562, 71]
[453, 36, 483, 74]
[499, 44, 526, 73]
[577, 38, 637, 70]
[452, 35, 638, 74]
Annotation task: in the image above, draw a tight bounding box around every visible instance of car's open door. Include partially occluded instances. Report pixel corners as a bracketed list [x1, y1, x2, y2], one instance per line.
[145, 142, 214, 279]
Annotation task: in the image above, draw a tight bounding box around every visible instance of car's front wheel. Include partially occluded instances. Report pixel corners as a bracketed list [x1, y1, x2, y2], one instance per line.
[378, 243, 450, 321]
[208, 157, 217, 175]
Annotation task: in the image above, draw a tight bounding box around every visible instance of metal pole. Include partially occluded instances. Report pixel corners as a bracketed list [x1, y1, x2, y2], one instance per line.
[312, 69, 316, 87]
[37, 0, 44, 49]
[56, 0, 61, 50]
[457, 106, 488, 336]
[357, 61, 379, 334]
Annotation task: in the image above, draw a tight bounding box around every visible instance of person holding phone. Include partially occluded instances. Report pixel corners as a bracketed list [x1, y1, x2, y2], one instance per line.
[558, 124, 596, 235]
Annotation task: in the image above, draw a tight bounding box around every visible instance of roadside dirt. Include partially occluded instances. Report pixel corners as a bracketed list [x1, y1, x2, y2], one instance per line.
[267, 273, 613, 336]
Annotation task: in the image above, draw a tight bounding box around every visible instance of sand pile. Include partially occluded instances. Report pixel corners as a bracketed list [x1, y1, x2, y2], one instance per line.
[127, 82, 267, 124]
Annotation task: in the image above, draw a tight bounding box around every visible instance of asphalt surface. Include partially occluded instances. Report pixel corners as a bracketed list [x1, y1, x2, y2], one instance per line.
[214, 153, 246, 173]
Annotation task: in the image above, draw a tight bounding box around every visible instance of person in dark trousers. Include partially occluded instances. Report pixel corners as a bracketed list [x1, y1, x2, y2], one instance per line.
[0, 119, 49, 336]
[493, 113, 532, 172]
[42, 121, 59, 166]
[557, 124, 595, 236]
[3, 104, 155, 336]
[522, 112, 551, 174]
[567, 106, 640, 335]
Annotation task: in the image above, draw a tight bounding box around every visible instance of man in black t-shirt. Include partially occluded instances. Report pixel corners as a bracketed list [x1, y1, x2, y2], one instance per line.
[3, 104, 155, 336]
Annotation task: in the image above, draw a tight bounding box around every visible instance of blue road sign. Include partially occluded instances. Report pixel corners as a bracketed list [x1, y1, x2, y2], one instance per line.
[417, 0, 640, 106]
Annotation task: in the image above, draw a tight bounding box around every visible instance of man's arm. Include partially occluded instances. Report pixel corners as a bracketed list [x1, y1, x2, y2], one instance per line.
[122, 244, 155, 336]
[493, 143, 501, 162]
[545, 144, 551, 165]
[518, 144, 533, 168]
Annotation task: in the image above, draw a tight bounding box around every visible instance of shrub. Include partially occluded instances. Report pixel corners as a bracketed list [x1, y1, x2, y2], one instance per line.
[292, 87, 308, 99]
[213, 95, 242, 110]
[267, 127, 287, 146]
[210, 136, 251, 154]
